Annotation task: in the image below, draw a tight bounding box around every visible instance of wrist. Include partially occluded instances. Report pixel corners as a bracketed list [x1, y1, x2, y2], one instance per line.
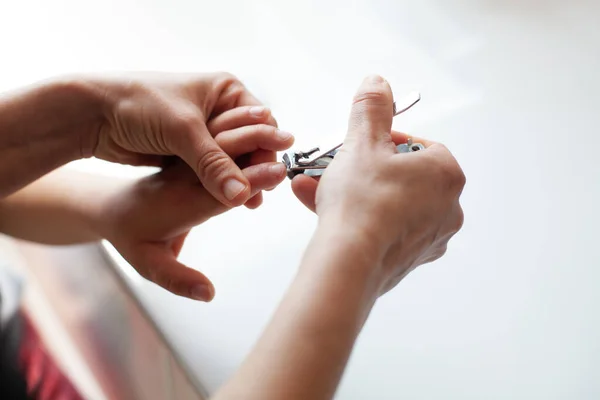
[47, 76, 110, 159]
[315, 214, 386, 268]
[0, 77, 107, 196]
[301, 223, 387, 301]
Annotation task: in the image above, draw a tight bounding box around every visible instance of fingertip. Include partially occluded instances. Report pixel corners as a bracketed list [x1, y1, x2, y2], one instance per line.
[291, 174, 318, 213]
[242, 162, 287, 196]
[269, 162, 287, 180]
[276, 129, 295, 144]
[357, 74, 392, 98]
[347, 75, 394, 146]
[354, 74, 393, 104]
[190, 282, 215, 302]
[363, 74, 386, 84]
[245, 192, 264, 209]
[249, 106, 270, 119]
[268, 114, 279, 128]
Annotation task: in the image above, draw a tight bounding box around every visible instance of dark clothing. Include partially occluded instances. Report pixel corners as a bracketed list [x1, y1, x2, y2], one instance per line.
[0, 293, 31, 400]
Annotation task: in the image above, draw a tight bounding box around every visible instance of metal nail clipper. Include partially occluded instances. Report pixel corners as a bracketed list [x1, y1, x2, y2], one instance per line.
[281, 91, 424, 179]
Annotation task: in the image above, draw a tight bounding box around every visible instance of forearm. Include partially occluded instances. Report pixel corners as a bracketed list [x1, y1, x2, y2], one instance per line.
[0, 168, 118, 245]
[214, 226, 384, 400]
[0, 77, 104, 197]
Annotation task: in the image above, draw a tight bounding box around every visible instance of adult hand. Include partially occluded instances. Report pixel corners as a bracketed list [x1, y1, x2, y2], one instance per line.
[291, 75, 465, 294]
[96, 112, 292, 301]
[99, 161, 287, 302]
[87, 72, 284, 208]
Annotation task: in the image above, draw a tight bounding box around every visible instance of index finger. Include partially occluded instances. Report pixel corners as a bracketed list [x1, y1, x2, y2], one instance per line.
[209, 74, 278, 126]
[232, 90, 278, 127]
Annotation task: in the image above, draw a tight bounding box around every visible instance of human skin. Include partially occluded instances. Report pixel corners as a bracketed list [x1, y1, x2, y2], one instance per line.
[0, 72, 289, 207]
[214, 75, 465, 400]
[0, 73, 294, 300]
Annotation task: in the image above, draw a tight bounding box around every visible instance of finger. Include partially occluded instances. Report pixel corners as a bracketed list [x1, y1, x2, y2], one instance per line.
[390, 130, 436, 148]
[191, 162, 287, 219]
[248, 150, 277, 191]
[215, 124, 294, 159]
[155, 162, 288, 231]
[249, 148, 277, 165]
[244, 162, 287, 193]
[390, 130, 409, 146]
[209, 73, 277, 127]
[239, 163, 286, 210]
[244, 192, 264, 209]
[244, 149, 276, 209]
[176, 123, 251, 207]
[133, 243, 215, 301]
[208, 105, 276, 135]
[346, 75, 395, 149]
[291, 174, 319, 213]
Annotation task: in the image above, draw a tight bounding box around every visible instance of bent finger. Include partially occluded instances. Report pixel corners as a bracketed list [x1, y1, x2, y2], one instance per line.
[177, 124, 251, 207]
[208, 105, 277, 135]
[215, 124, 294, 159]
[244, 192, 264, 209]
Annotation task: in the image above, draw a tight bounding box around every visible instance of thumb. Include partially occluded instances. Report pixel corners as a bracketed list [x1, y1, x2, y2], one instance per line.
[179, 123, 251, 207]
[345, 75, 395, 149]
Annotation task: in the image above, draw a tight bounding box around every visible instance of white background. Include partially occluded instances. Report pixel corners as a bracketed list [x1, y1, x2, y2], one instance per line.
[1, 0, 600, 398]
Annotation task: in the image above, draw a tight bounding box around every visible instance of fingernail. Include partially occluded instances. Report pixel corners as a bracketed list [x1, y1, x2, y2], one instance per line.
[276, 129, 293, 140]
[365, 74, 385, 83]
[269, 163, 286, 176]
[191, 284, 212, 301]
[223, 178, 247, 200]
[249, 106, 268, 117]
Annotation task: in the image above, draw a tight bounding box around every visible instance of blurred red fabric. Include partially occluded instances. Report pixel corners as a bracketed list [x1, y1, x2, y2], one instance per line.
[18, 313, 83, 400]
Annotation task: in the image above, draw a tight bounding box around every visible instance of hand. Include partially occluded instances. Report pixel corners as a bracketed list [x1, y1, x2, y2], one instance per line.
[96, 115, 292, 301]
[100, 160, 287, 301]
[207, 100, 293, 209]
[291, 75, 465, 294]
[86, 72, 287, 208]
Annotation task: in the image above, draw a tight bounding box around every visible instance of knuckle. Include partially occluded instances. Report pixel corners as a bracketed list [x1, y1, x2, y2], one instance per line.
[424, 245, 447, 264]
[437, 157, 465, 191]
[453, 207, 465, 233]
[215, 72, 244, 95]
[196, 147, 230, 179]
[352, 89, 390, 107]
[453, 164, 467, 190]
[174, 109, 203, 134]
[215, 71, 239, 84]
[436, 245, 448, 259]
